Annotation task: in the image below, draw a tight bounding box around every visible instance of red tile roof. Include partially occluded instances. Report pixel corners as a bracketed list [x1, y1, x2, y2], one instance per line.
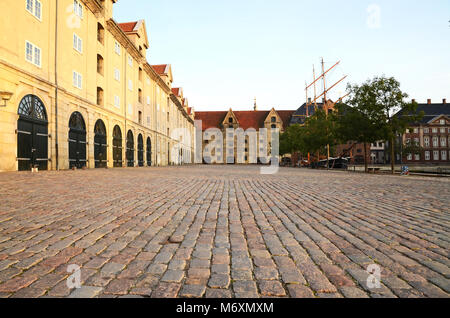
[118, 22, 138, 33]
[172, 88, 180, 96]
[151, 64, 168, 75]
[277, 110, 296, 129]
[234, 111, 270, 131]
[195, 111, 228, 130]
[195, 110, 295, 131]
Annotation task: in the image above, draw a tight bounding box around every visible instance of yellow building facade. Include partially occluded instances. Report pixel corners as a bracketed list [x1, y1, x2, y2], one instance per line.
[0, 0, 195, 172]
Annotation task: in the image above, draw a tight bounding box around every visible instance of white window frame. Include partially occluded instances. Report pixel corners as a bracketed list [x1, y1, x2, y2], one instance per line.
[25, 41, 41, 67]
[414, 154, 420, 161]
[73, 71, 82, 89]
[432, 128, 438, 133]
[441, 151, 447, 161]
[115, 42, 121, 56]
[433, 151, 439, 161]
[73, 33, 83, 53]
[114, 96, 120, 108]
[407, 154, 412, 161]
[424, 137, 430, 147]
[74, 0, 83, 19]
[440, 119, 445, 125]
[425, 151, 430, 161]
[440, 128, 446, 134]
[424, 128, 429, 134]
[26, 0, 42, 21]
[433, 137, 438, 147]
[147, 96, 150, 105]
[114, 68, 120, 82]
[128, 55, 133, 67]
[440, 137, 447, 147]
[128, 80, 133, 91]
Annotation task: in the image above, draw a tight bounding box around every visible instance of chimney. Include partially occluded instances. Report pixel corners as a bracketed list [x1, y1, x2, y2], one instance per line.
[427, 99, 431, 104]
[253, 97, 257, 111]
[443, 99, 447, 104]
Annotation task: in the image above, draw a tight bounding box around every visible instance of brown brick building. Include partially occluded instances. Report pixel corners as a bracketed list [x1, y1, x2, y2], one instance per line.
[397, 99, 449, 164]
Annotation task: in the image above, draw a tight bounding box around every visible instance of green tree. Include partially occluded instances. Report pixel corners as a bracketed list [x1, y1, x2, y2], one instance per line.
[334, 103, 383, 173]
[344, 76, 423, 174]
[302, 109, 336, 168]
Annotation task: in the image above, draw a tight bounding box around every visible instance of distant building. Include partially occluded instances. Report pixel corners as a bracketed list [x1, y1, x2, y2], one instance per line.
[396, 99, 450, 164]
[195, 107, 294, 164]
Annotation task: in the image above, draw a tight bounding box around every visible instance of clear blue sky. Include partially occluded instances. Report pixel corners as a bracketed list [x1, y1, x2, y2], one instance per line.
[114, 0, 450, 111]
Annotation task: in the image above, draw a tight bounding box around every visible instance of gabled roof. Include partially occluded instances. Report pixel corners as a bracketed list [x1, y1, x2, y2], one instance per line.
[277, 110, 296, 130]
[152, 64, 169, 75]
[195, 111, 228, 130]
[396, 103, 450, 124]
[195, 110, 295, 131]
[118, 21, 138, 32]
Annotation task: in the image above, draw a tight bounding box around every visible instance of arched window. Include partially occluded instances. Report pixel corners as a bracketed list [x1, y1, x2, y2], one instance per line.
[18, 94, 47, 122]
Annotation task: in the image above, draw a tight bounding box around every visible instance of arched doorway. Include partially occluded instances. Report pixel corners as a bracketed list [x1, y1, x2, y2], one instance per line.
[17, 95, 49, 171]
[113, 125, 123, 167]
[146, 137, 152, 166]
[68, 112, 86, 169]
[94, 119, 107, 168]
[126, 130, 134, 167]
[137, 134, 144, 167]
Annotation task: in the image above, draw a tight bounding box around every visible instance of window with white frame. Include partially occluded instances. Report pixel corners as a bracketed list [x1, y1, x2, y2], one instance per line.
[424, 137, 430, 147]
[114, 96, 120, 108]
[128, 56, 133, 67]
[115, 42, 121, 55]
[432, 128, 438, 133]
[425, 151, 430, 161]
[74, 0, 83, 18]
[147, 96, 150, 105]
[73, 34, 82, 53]
[73, 71, 82, 89]
[414, 154, 420, 161]
[441, 137, 447, 147]
[424, 128, 429, 134]
[25, 41, 41, 67]
[413, 128, 418, 134]
[440, 119, 445, 125]
[433, 151, 439, 160]
[26, 0, 42, 20]
[128, 103, 133, 115]
[114, 68, 120, 81]
[414, 138, 419, 145]
[440, 128, 446, 134]
[442, 151, 448, 161]
[406, 154, 412, 161]
[433, 137, 438, 147]
[128, 80, 133, 91]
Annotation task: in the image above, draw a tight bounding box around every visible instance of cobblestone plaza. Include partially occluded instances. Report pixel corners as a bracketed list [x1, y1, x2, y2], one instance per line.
[0, 166, 448, 298]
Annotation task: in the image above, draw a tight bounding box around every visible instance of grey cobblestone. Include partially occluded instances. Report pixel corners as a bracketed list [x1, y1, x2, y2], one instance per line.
[0, 166, 448, 298]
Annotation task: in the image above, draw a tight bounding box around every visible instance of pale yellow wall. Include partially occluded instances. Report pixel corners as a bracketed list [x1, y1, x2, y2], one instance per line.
[0, 0, 194, 171]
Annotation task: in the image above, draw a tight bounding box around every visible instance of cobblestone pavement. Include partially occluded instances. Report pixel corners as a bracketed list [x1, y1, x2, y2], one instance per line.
[0, 166, 449, 298]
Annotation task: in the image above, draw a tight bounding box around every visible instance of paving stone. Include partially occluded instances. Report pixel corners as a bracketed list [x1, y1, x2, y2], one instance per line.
[179, 285, 206, 298]
[69, 286, 103, 298]
[0, 166, 448, 299]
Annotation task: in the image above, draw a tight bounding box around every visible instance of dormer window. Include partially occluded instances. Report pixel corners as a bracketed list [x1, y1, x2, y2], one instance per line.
[271, 116, 276, 123]
[228, 117, 233, 123]
[440, 119, 445, 125]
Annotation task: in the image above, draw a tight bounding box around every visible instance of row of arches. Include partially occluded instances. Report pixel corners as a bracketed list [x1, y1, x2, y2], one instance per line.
[17, 94, 153, 171]
[68, 112, 153, 169]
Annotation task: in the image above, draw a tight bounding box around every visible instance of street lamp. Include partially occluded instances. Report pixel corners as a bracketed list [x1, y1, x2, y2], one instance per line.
[0, 91, 13, 107]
